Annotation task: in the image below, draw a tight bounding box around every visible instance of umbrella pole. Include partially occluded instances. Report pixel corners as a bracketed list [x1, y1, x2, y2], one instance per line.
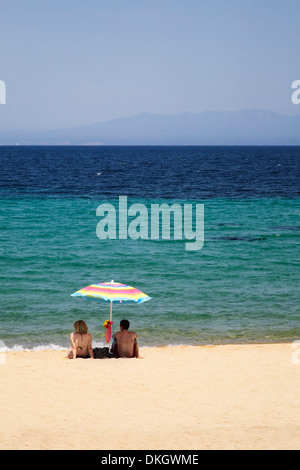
[109, 301, 113, 353]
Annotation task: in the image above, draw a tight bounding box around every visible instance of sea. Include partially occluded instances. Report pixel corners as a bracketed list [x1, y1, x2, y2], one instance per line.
[0, 145, 299, 351]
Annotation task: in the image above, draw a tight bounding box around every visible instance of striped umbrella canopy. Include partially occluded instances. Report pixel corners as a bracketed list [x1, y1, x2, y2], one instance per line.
[71, 280, 151, 349]
[71, 280, 150, 304]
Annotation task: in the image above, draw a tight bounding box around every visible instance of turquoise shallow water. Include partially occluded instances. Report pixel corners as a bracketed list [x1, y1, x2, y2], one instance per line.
[1, 195, 299, 349]
[0, 146, 299, 349]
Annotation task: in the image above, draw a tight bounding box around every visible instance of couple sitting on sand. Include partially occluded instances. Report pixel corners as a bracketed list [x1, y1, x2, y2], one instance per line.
[68, 319, 140, 359]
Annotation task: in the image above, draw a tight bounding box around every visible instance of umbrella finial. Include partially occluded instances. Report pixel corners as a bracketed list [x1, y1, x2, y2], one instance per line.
[111, 279, 114, 283]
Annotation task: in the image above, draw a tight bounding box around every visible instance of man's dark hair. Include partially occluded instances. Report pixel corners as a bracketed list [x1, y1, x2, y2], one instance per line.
[120, 319, 130, 330]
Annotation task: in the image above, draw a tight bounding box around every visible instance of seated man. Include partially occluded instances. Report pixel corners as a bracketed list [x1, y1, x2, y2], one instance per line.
[113, 319, 140, 358]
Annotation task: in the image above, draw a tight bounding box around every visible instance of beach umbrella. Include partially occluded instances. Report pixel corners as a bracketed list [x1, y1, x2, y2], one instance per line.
[71, 280, 151, 351]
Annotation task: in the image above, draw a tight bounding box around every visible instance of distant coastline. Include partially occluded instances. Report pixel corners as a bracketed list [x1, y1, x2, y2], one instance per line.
[1, 109, 300, 146]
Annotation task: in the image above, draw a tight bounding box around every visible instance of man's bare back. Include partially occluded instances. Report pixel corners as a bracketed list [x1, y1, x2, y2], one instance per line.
[114, 320, 139, 358]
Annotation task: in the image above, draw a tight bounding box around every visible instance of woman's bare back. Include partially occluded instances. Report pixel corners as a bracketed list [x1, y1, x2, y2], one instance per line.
[70, 332, 92, 357]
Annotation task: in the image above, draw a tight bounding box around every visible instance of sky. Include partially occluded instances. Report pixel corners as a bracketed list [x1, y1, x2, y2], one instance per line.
[0, 0, 299, 131]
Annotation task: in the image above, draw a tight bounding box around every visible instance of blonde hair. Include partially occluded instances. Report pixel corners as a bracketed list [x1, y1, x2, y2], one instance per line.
[73, 320, 88, 335]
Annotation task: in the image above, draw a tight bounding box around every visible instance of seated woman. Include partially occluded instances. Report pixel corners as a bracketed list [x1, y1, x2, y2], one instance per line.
[68, 320, 94, 359]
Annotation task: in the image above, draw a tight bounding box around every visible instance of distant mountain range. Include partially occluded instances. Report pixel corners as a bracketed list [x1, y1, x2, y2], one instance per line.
[1, 109, 300, 145]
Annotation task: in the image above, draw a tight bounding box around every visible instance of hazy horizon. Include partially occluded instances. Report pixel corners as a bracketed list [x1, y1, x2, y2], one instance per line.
[1, 0, 300, 134]
[0, 109, 299, 146]
[5, 107, 300, 133]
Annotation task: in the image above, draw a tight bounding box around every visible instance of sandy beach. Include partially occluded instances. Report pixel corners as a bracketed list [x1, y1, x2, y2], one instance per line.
[0, 343, 299, 450]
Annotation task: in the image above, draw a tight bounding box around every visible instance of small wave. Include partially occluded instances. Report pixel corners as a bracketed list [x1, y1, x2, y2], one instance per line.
[0, 341, 107, 353]
[270, 225, 300, 231]
[0, 343, 68, 352]
[209, 235, 267, 242]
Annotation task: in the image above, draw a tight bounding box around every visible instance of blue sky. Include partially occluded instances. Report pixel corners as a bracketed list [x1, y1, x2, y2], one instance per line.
[0, 0, 299, 130]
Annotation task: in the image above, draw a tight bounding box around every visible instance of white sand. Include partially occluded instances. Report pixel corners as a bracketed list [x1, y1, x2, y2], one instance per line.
[0, 343, 299, 450]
